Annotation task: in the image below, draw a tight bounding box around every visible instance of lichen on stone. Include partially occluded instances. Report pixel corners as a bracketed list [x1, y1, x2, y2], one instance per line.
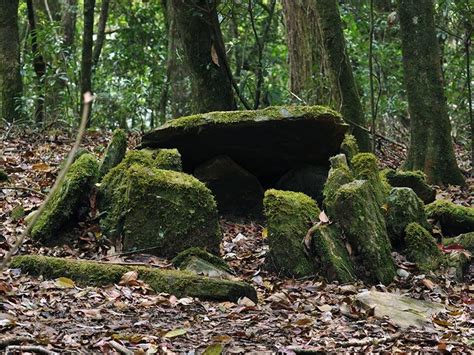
[385, 187, 430, 246]
[263, 189, 320, 277]
[383, 169, 435, 204]
[425, 200, 474, 236]
[154, 148, 182, 171]
[98, 129, 127, 179]
[309, 224, 356, 283]
[31, 153, 99, 243]
[333, 180, 396, 284]
[404, 222, 442, 271]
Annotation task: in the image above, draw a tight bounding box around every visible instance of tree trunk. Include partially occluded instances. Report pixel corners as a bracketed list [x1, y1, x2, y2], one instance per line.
[0, 0, 22, 123]
[62, 0, 77, 52]
[80, 0, 95, 123]
[92, 0, 110, 69]
[282, 0, 329, 105]
[398, 0, 464, 185]
[314, 0, 370, 151]
[170, 0, 236, 113]
[26, 0, 46, 124]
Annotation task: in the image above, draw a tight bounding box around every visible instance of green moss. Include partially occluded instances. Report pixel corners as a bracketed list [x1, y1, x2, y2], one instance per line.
[10, 204, 25, 221]
[340, 134, 359, 164]
[0, 168, 8, 182]
[404, 223, 442, 271]
[160, 105, 344, 130]
[11, 255, 256, 302]
[102, 163, 221, 257]
[263, 189, 320, 277]
[443, 232, 474, 253]
[322, 160, 354, 217]
[351, 153, 390, 206]
[31, 154, 99, 243]
[385, 187, 430, 246]
[383, 169, 435, 204]
[154, 149, 182, 171]
[425, 200, 474, 236]
[310, 224, 356, 283]
[98, 129, 127, 179]
[333, 180, 396, 284]
[172, 247, 230, 272]
[59, 148, 90, 170]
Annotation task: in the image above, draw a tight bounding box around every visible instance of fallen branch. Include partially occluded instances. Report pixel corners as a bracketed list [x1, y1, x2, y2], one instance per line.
[0, 93, 93, 272]
[0, 335, 34, 348]
[0, 186, 46, 197]
[5, 345, 58, 355]
[109, 341, 133, 355]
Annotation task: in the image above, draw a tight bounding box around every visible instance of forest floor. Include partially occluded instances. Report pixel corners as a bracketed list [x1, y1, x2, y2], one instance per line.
[0, 128, 473, 353]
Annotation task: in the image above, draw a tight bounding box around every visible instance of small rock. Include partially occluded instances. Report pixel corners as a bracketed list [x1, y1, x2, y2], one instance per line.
[396, 268, 410, 278]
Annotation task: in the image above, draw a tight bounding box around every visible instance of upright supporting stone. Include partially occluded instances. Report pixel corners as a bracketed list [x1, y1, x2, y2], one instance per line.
[98, 129, 127, 179]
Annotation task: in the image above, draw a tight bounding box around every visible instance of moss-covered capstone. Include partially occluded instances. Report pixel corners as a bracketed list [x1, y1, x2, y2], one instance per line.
[425, 200, 474, 236]
[275, 165, 328, 206]
[100, 163, 221, 257]
[263, 189, 319, 277]
[141, 106, 348, 180]
[340, 134, 359, 164]
[194, 155, 263, 217]
[308, 224, 356, 283]
[385, 187, 430, 246]
[11, 255, 256, 302]
[351, 153, 390, 206]
[333, 180, 396, 284]
[98, 129, 127, 179]
[322, 155, 354, 217]
[404, 223, 442, 271]
[383, 169, 435, 204]
[31, 154, 99, 244]
[443, 232, 474, 253]
[154, 148, 182, 171]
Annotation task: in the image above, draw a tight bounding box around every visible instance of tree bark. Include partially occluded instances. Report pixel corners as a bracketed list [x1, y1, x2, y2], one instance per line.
[92, 0, 110, 69]
[314, 0, 370, 151]
[80, 0, 95, 123]
[0, 0, 22, 123]
[26, 0, 46, 124]
[170, 0, 236, 113]
[282, 0, 329, 105]
[61, 0, 77, 52]
[398, 0, 464, 185]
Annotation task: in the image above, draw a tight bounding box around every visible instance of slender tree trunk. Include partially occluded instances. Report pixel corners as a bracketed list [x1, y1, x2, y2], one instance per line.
[26, 0, 46, 124]
[80, 0, 95, 124]
[398, 0, 464, 185]
[282, 0, 329, 105]
[62, 0, 77, 52]
[170, 0, 236, 113]
[314, 0, 370, 151]
[0, 0, 22, 123]
[92, 0, 110, 69]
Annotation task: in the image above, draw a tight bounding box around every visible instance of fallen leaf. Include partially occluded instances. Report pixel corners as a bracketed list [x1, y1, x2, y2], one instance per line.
[422, 278, 435, 290]
[119, 270, 138, 286]
[164, 328, 187, 338]
[32, 162, 52, 172]
[238, 297, 256, 307]
[211, 44, 219, 66]
[55, 277, 75, 289]
[203, 343, 224, 355]
[317, 304, 332, 312]
[319, 210, 329, 223]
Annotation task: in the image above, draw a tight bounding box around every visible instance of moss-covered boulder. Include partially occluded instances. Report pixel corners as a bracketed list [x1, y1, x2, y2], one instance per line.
[425, 200, 474, 236]
[443, 232, 474, 253]
[308, 224, 356, 283]
[383, 169, 435, 204]
[351, 153, 390, 206]
[154, 148, 182, 171]
[59, 147, 90, 170]
[101, 163, 221, 257]
[322, 155, 354, 217]
[385, 187, 430, 246]
[0, 168, 8, 182]
[194, 155, 263, 217]
[172, 247, 231, 272]
[31, 154, 99, 244]
[276, 165, 328, 206]
[141, 106, 348, 180]
[333, 180, 396, 284]
[98, 129, 127, 179]
[340, 134, 359, 164]
[11, 255, 256, 302]
[404, 223, 442, 271]
[263, 189, 319, 277]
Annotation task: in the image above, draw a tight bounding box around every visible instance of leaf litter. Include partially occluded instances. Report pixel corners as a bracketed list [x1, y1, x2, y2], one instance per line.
[0, 129, 473, 353]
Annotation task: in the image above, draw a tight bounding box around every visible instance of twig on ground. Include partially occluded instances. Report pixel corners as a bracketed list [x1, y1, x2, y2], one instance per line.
[0, 186, 46, 197]
[0, 93, 93, 272]
[109, 340, 133, 355]
[0, 335, 34, 348]
[5, 345, 59, 355]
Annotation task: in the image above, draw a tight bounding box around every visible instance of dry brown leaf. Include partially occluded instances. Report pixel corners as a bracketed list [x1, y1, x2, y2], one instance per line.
[211, 44, 219, 66]
[119, 270, 138, 286]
